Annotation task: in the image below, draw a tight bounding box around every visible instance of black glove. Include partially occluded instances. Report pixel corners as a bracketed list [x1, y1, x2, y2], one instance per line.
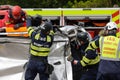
[44, 63, 54, 75]
[53, 25, 62, 33]
[14, 23, 23, 29]
[26, 17, 32, 27]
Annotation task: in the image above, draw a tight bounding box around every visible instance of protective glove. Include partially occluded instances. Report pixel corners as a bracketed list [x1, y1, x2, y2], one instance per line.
[26, 16, 32, 27]
[14, 23, 23, 29]
[53, 25, 58, 32]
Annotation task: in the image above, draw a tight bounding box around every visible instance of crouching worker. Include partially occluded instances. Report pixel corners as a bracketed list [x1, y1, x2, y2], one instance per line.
[67, 32, 100, 80]
[25, 16, 54, 80]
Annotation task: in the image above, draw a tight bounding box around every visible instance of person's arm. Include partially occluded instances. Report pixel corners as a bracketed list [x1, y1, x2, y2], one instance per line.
[86, 39, 99, 50]
[68, 38, 100, 68]
[26, 17, 36, 38]
[78, 38, 100, 66]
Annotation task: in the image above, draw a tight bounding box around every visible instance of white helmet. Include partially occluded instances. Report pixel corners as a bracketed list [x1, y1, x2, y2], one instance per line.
[105, 22, 117, 30]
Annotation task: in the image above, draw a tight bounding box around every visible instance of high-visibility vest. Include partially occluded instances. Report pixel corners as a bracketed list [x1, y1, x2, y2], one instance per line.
[99, 36, 120, 61]
[28, 27, 53, 57]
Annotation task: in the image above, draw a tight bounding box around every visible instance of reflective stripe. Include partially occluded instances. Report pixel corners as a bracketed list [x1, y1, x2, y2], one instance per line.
[99, 37, 104, 54]
[30, 50, 49, 56]
[50, 30, 54, 35]
[82, 56, 91, 63]
[31, 44, 50, 51]
[117, 40, 120, 59]
[30, 34, 52, 56]
[47, 36, 51, 42]
[100, 36, 120, 61]
[35, 34, 40, 40]
[85, 43, 94, 50]
[86, 41, 98, 51]
[91, 41, 98, 49]
[81, 55, 100, 66]
[88, 55, 100, 65]
[80, 60, 86, 67]
[27, 27, 34, 37]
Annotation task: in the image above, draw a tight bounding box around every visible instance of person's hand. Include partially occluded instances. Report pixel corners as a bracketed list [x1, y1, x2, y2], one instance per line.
[14, 23, 23, 29]
[72, 60, 79, 65]
[72, 60, 83, 70]
[26, 17, 32, 27]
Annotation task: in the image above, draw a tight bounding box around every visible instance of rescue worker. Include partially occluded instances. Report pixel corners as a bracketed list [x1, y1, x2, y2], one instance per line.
[6, 5, 26, 29]
[68, 31, 100, 80]
[69, 31, 83, 80]
[25, 16, 54, 80]
[83, 22, 120, 80]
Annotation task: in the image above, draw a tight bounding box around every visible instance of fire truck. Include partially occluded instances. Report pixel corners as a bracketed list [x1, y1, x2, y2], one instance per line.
[0, 6, 120, 38]
[24, 8, 120, 38]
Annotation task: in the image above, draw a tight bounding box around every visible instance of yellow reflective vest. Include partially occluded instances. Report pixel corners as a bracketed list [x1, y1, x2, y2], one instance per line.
[99, 36, 120, 61]
[87, 36, 120, 61]
[27, 27, 54, 57]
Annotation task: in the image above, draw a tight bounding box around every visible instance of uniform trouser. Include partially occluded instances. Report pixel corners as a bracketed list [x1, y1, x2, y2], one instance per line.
[97, 72, 120, 80]
[72, 63, 83, 80]
[25, 59, 49, 80]
[80, 68, 98, 80]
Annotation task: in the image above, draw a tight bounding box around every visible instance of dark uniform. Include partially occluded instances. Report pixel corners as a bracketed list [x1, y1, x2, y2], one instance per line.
[25, 17, 54, 80]
[70, 40, 83, 80]
[70, 32, 100, 80]
[86, 22, 120, 80]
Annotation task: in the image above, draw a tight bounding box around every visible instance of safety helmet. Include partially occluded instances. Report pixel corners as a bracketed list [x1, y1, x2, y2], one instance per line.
[40, 22, 53, 34]
[34, 14, 42, 21]
[105, 22, 117, 30]
[12, 5, 22, 19]
[77, 32, 89, 43]
[32, 14, 42, 26]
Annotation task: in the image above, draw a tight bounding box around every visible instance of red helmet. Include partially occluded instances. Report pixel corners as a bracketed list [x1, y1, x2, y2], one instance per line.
[12, 5, 22, 19]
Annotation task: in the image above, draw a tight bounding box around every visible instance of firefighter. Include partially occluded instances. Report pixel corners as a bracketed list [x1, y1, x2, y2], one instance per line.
[6, 5, 26, 29]
[25, 16, 54, 80]
[83, 22, 120, 80]
[68, 31, 100, 80]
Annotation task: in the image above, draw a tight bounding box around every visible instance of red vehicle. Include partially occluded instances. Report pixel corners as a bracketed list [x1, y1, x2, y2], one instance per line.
[0, 5, 11, 32]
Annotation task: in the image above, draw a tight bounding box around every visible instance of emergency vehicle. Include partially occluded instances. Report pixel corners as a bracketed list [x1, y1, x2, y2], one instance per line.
[24, 8, 120, 38]
[0, 7, 120, 80]
[0, 6, 120, 38]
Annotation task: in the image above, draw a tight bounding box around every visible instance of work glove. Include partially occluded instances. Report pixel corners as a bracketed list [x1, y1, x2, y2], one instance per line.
[26, 16, 32, 27]
[53, 25, 58, 32]
[14, 23, 23, 29]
